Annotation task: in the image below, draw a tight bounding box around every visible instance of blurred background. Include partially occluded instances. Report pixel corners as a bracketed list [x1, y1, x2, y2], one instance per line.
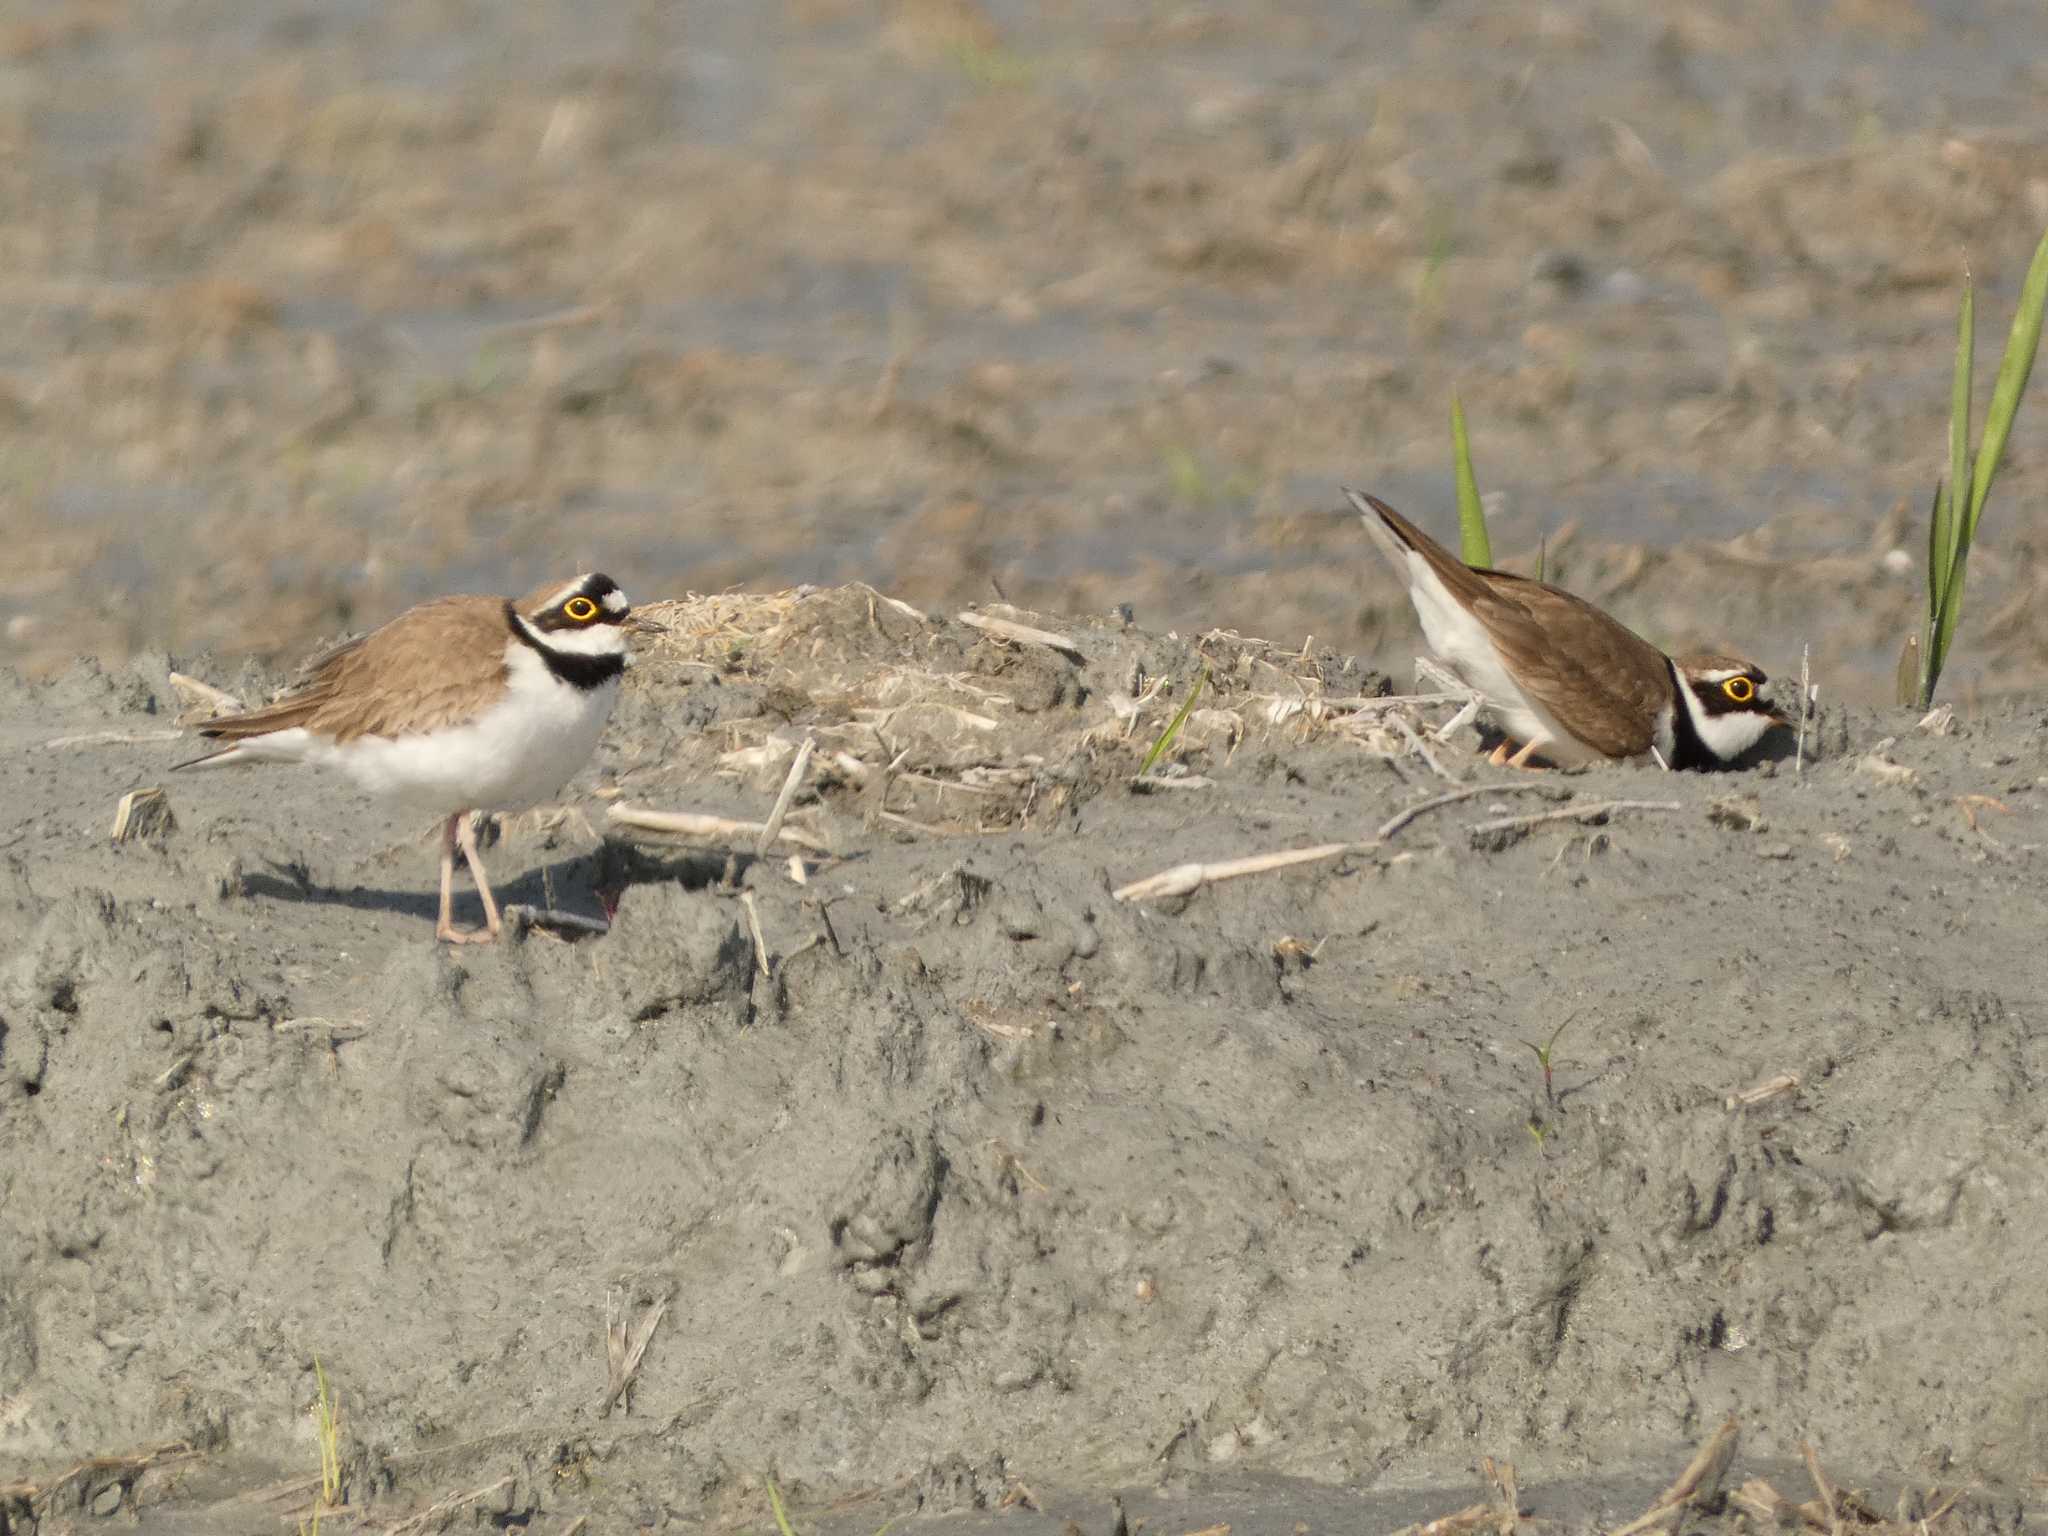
[3, 0, 2046, 702]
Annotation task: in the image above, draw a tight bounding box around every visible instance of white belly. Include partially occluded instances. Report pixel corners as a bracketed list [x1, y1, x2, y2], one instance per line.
[1402, 550, 1605, 765]
[322, 652, 618, 816]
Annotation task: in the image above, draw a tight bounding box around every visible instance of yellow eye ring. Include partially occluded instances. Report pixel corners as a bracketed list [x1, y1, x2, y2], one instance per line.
[564, 596, 600, 622]
[1723, 676, 1755, 703]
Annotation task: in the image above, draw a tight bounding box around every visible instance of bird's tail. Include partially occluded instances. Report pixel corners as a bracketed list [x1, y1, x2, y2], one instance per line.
[1343, 486, 1417, 577]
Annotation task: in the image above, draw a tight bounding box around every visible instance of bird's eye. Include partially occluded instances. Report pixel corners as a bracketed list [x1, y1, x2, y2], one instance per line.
[564, 596, 600, 622]
[1722, 677, 1755, 703]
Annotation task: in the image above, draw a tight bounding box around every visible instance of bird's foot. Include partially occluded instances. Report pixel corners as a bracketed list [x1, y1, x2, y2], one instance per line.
[1487, 739, 1551, 771]
[435, 921, 499, 945]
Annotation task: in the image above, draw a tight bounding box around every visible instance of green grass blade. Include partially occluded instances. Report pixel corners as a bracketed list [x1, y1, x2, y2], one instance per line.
[1943, 268, 1974, 590]
[767, 1478, 800, 1536]
[1965, 226, 2048, 534]
[1918, 479, 1948, 705]
[1924, 227, 2048, 704]
[1450, 392, 1492, 567]
[1139, 668, 1208, 776]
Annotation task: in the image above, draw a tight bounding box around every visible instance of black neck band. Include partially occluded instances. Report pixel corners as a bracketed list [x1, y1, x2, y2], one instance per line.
[1664, 659, 1711, 770]
[506, 602, 626, 690]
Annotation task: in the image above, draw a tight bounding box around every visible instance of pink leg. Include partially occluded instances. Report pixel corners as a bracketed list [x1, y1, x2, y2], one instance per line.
[455, 813, 503, 941]
[433, 812, 496, 944]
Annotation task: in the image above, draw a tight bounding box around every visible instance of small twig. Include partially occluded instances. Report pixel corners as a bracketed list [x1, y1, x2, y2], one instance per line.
[739, 891, 772, 977]
[1319, 690, 1474, 713]
[1377, 782, 1556, 841]
[1114, 841, 1371, 903]
[167, 671, 244, 717]
[42, 728, 183, 749]
[1470, 799, 1682, 846]
[1800, 1440, 1842, 1536]
[1725, 1072, 1800, 1110]
[1131, 773, 1216, 792]
[273, 1017, 369, 1042]
[599, 1292, 669, 1417]
[1389, 712, 1459, 782]
[956, 610, 1084, 661]
[1795, 642, 1811, 774]
[503, 905, 611, 938]
[1432, 694, 1484, 743]
[383, 1474, 517, 1536]
[111, 787, 174, 842]
[1608, 1416, 1740, 1536]
[153, 1052, 198, 1090]
[756, 735, 816, 856]
[607, 803, 831, 855]
[1482, 1456, 1520, 1535]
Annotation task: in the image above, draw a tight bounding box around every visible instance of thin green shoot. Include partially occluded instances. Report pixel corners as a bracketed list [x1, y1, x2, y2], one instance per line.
[1519, 1014, 1575, 1107]
[762, 1478, 902, 1536]
[1919, 228, 2048, 706]
[314, 1357, 341, 1508]
[1139, 668, 1209, 776]
[951, 42, 1034, 89]
[296, 1356, 342, 1535]
[1450, 392, 1492, 567]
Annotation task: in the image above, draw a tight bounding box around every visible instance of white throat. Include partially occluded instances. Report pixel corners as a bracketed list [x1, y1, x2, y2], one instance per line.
[1673, 673, 1774, 763]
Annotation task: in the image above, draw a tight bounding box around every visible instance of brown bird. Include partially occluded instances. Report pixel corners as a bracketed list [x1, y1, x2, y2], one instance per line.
[1348, 489, 1786, 769]
[176, 574, 652, 942]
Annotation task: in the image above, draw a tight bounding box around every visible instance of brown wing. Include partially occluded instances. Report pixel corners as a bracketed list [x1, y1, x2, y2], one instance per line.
[1352, 492, 1672, 759]
[1461, 572, 1673, 758]
[196, 596, 515, 744]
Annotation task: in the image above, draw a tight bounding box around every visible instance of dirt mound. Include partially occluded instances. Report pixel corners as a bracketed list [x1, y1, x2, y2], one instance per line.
[1, 587, 2043, 1533]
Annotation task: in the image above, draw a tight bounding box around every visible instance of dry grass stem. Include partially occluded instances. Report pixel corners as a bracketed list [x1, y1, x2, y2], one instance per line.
[1726, 1072, 1801, 1110]
[1470, 799, 1683, 846]
[0, 1441, 198, 1524]
[739, 891, 772, 976]
[1114, 841, 1369, 903]
[1377, 782, 1558, 841]
[599, 1292, 669, 1417]
[1131, 773, 1216, 792]
[755, 735, 817, 855]
[382, 1474, 517, 1536]
[44, 728, 184, 750]
[607, 803, 832, 855]
[111, 787, 174, 842]
[1607, 1414, 1739, 1536]
[956, 609, 1085, 660]
[1389, 712, 1459, 781]
[504, 904, 612, 938]
[1394, 1502, 1499, 1536]
[1795, 643, 1813, 773]
[167, 670, 244, 718]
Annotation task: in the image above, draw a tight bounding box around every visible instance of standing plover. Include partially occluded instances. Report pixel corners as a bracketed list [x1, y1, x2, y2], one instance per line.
[177, 573, 651, 941]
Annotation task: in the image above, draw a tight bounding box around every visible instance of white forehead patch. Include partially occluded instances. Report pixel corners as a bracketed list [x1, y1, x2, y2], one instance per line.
[1688, 666, 1750, 685]
[601, 586, 628, 613]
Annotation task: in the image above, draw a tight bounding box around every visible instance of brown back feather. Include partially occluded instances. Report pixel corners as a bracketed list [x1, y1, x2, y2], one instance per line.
[197, 596, 515, 744]
[1361, 492, 1675, 758]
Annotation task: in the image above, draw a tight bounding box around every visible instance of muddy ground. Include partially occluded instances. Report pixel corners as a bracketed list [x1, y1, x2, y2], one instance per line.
[6, 0, 2048, 1530]
[2, 585, 2045, 1532]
